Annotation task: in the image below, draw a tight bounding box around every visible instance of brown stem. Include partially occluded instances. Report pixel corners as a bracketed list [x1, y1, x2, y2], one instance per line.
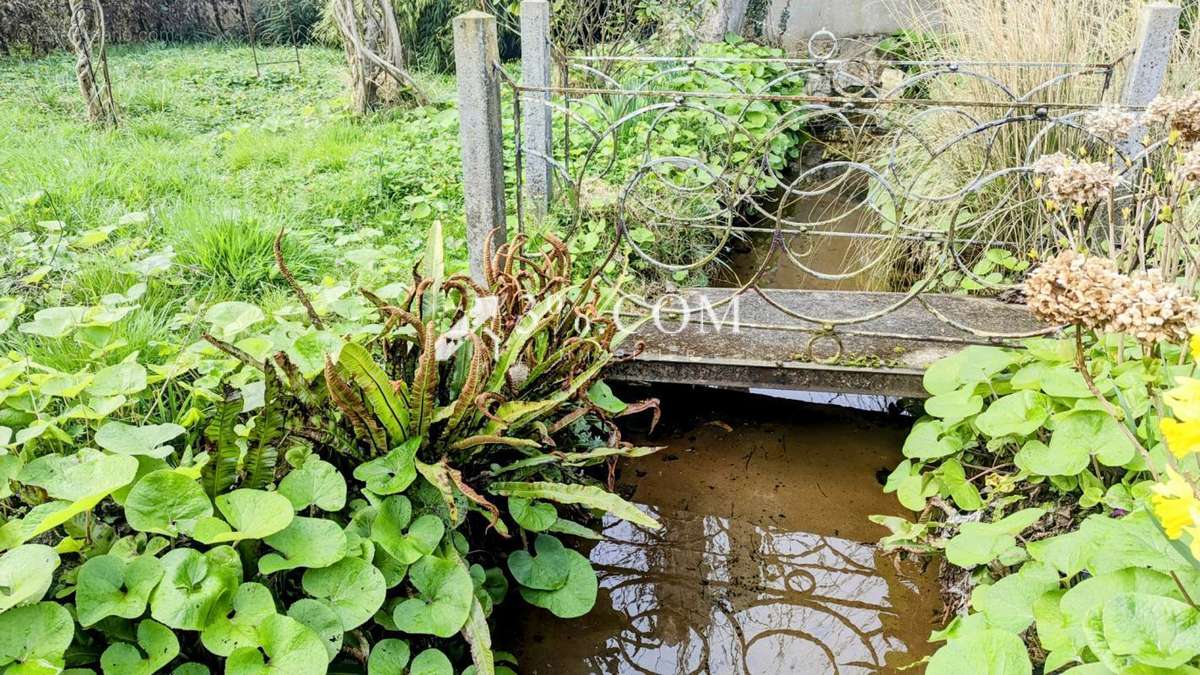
[274, 228, 324, 329]
[1073, 325, 1159, 481]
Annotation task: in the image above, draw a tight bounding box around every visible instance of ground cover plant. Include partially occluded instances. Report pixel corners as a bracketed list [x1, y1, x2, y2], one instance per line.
[875, 98, 1200, 673]
[0, 216, 662, 673]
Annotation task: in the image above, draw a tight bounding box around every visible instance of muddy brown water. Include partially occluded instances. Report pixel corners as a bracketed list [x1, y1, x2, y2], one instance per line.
[503, 389, 942, 674]
[722, 195, 889, 292]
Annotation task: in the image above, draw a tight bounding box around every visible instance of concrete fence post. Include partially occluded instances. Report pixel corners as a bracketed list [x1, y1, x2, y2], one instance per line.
[521, 0, 553, 222]
[1120, 2, 1181, 157]
[454, 11, 507, 283]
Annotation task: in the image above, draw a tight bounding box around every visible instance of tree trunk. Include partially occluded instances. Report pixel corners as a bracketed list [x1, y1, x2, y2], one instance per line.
[67, 0, 116, 125]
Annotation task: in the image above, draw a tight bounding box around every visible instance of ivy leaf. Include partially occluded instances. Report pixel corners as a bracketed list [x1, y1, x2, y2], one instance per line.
[259, 516, 347, 575]
[1061, 568, 1181, 650]
[409, 649, 454, 675]
[507, 535, 571, 591]
[95, 422, 186, 458]
[516, 537, 597, 619]
[193, 489, 294, 544]
[149, 546, 243, 631]
[287, 599, 343, 663]
[199, 582, 278, 657]
[371, 496, 444, 565]
[367, 639, 411, 675]
[508, 497, 557, 532]
[278, 459, 346, 512]
[924, 387, 983, 425]
[488, 482, 658, 530]
[225, 614, 327, 675]
[125, 470, 213, 536]
[926, 629, 1031, 675]
[902, 417, 963, 460]
[392, 555, 474, 637]
[353, 438, 420, 495]
[76, 554, 164, 627]
[100, 619, 179, 675]
[0, 545, 59, 612]
[301, 556, 386, 630]
[0, 602, 75, 671]
[944, 508, 1046, 568]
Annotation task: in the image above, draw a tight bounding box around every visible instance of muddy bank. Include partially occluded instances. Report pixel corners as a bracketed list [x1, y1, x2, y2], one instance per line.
[502, 387, 941, 674]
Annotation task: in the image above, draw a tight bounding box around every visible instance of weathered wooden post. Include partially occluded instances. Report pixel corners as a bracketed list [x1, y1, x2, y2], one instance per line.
[454, 11, 507, 283]
[1120, 2, 1181, 157]
[521, 0, 553, 221]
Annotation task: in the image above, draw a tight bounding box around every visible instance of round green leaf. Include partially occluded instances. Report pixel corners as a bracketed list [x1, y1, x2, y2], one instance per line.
[76, 554, 165, 626]
[392, 555, 474, 637]
[0, 544, 59, 613]
[516, 539, 597, 619]
[367, 639, 410, 675]
[974, 391, 1050, 439]
[372, 496, 444, 565]
[408, 649, 453, 675]
[172, 664, 210, 675]
[353, 442, 418, 495]
[287, 599, 343, 663]
[87, 362, 148, 398]
[0, 602, 74, 670]
[18, 450, 138, 500]
[1014, 439, 1088, 477]
[150, 546, 242, 631]
[259, 516, 347, 575]
[507, 534, 571, 591]
[100, 619, 179, 675]
[509, 497, 557, 532]
[95, 422, 185, 458]
[224, 614, 326, 675]
[301, 556, 386, 631]
[201, 583, 277, 657]
[125, 470, 213, 536]
[196, 489, 294, 544]
[927, 629, 1031, 675]
[1050, 410, 1135, 468]
[277, 459, 346, 512]
[206, 302, 265, 341]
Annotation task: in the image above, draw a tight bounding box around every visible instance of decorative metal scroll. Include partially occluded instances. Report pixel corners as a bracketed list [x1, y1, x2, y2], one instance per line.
[502, 33, 1173, 344]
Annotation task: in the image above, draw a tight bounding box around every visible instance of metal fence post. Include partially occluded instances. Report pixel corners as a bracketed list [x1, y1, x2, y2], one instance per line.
[1120, 2, 1181, 157]
[521, 0, 553, 222]
[454, 11, 507, 283]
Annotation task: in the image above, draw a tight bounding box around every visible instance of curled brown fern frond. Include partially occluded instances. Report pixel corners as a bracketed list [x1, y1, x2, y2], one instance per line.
[275, 228, 324, 329]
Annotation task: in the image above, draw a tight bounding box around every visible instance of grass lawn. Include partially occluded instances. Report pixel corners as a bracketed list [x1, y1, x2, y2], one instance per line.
[1, 42, 470, 369]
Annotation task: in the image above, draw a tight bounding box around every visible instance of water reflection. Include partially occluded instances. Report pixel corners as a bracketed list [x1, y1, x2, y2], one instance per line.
[506, 393, 941, 675]
[588, 509, 927, 675]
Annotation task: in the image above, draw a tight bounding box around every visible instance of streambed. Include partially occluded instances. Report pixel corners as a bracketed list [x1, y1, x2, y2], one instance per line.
[504, 389, 941, 674]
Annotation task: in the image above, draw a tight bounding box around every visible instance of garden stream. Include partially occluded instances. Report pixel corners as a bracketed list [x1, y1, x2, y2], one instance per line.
[503, 388, 941, 674]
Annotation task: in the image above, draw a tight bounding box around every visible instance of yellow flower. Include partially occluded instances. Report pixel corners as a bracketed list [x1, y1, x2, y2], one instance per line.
[1151, 467, 1200, 539]
[1191, 334, 1200, 362]
[1164, 377, 1200, 422]
[1161, 417, 1200, 458]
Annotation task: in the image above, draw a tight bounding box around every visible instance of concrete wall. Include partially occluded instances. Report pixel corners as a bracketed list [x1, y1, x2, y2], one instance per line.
[706, 0, 931, 49]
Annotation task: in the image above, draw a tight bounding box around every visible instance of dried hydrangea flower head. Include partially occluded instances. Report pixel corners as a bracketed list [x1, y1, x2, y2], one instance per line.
[1025, 250, 1123, 328]
[1146, 93, 1200, 145]
[1026, 250, 1200, 346]
[1084, 106, 1139, 144]
[1107, 268, 1200, 345]
[1031, 152, 1122, 205]
[1180, 147, 1200, 184]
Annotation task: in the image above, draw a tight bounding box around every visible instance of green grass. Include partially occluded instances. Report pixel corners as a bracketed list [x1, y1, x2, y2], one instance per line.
[0, 42, 470, 368]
